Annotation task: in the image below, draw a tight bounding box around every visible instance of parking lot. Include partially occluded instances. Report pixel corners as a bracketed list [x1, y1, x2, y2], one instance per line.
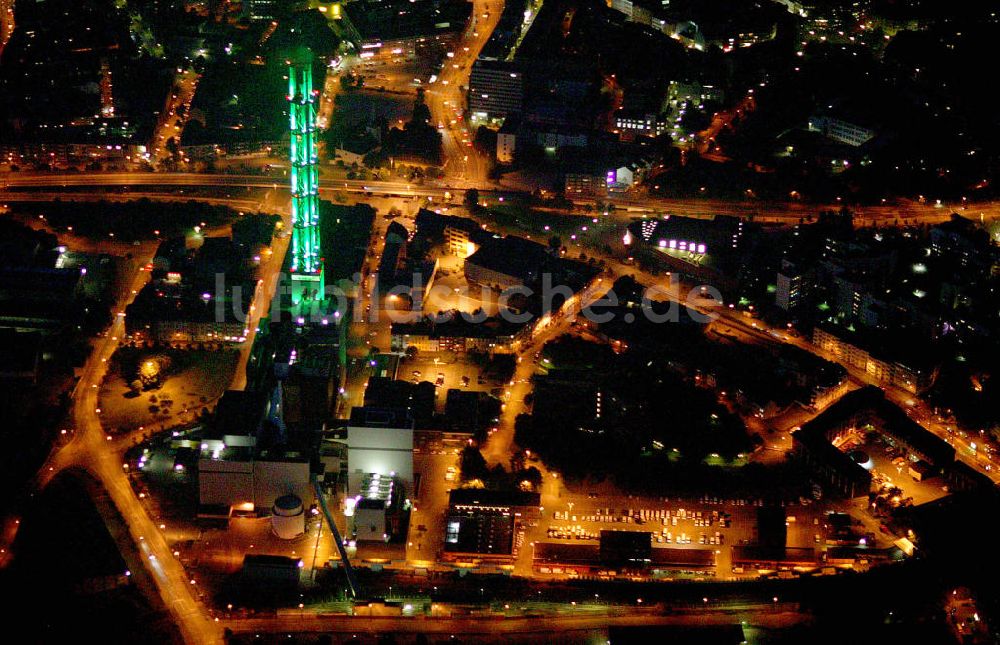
[402, 353, 507, 413]
[514, 474, 893, 580]
[408, 434, 463, 565]
[862, 435, 950, 506]
[424, 256, 501, 317]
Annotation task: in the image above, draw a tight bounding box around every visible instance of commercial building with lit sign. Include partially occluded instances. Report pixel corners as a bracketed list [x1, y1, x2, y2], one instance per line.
[626, 214, 751, 261]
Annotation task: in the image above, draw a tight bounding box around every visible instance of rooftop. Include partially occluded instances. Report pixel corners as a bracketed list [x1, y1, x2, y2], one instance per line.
[465, 235, 548, 282]
[348, 405, 415, 429]
[448, 488, 540, 509]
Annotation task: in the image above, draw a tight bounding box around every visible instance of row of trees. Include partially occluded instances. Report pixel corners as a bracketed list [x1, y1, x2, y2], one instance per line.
[459, 446, 542, 491]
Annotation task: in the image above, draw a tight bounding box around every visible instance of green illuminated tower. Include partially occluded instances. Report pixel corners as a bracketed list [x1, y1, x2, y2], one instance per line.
[288, 49, 324, 307]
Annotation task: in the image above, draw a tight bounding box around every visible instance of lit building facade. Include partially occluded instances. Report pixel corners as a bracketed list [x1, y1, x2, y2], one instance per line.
[468, 60, 524, 122]
[813, 326, 936, 394]
[807, 115, 876, 147]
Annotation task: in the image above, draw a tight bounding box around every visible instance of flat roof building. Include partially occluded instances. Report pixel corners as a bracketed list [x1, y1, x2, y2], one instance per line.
[532, 539, 716, 577]
[468, 60, 524, 122]
[443, 489, 540, 562]
[347, 406, 415, 497]
[731, 545, 819, 570]
[464, 235, 548, 290]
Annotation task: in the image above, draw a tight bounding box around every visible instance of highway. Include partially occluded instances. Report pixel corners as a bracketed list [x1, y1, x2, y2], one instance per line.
[3, 171, 994, 226]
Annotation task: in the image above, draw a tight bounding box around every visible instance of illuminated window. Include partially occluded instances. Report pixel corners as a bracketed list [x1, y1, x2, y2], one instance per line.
[445, 521, 460, 544]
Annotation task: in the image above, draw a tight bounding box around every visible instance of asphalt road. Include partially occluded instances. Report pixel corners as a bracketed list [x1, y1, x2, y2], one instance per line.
[151, 69, 200, 163]
[0, 239, 223, 643]
[3, 171, 991, 226]
[229, 188, 291, 391]
[0, 0, 14, 56]
[424, 0, 502, 186]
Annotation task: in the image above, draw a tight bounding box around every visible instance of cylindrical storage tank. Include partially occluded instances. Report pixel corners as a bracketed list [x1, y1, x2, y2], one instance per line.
[849, 450, 874, 471]
[271, 494, 305, 539]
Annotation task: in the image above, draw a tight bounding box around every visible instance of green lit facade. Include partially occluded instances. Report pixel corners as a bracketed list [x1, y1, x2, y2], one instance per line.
[288, 50, 324, 305]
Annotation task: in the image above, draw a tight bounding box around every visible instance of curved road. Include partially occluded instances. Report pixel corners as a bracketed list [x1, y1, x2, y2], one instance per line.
[0, 241, 222, 643]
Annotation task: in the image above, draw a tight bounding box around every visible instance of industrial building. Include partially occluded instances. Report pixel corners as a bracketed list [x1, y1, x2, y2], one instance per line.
[197, 437, 314, 515]
[240, 555, 301, 594]
[346, 406, 415, 497]
[196, 390, 316, 521]
[348, 472, 405, 543]
[532, 531, 717, 577]
[731, 546, 819, 571]
[271, 494, 306, 540]
[442, 489, 540, 562]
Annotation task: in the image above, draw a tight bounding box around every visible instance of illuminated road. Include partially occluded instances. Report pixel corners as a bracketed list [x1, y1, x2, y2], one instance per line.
[150, 69, 200, 164]
[481, 274, 610, 465]
[692, 92, 756, 159]
[0, 238, 222, 643]
[316, 57, 349, 131]
[340, 203, 395, 415]
[229, 188, 291, 391]
[0, 0, 13, 57]
[425, 0, 502, 185]
[4, 171, 996, 226]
